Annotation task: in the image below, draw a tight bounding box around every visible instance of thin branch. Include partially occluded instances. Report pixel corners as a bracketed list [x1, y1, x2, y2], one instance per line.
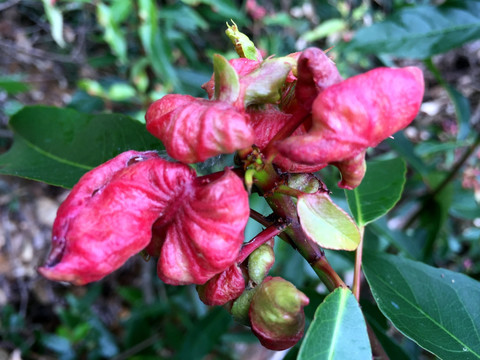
[0, 40, 83, 64]
[402, 132, 480, 230]
[0, 0, 21, 12]
[352, 226, 365, 301]
[237, 223, 288, 263]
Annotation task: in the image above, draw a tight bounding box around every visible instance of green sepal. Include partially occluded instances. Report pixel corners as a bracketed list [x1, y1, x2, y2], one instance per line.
[243, 58, 295, 106]
[213, 54, 240, 103]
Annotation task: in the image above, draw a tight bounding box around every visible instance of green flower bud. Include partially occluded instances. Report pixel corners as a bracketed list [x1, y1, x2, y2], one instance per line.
[249, 277, 309, 350]
[230, 287, 257, 326]
[248, 244, 275, 284]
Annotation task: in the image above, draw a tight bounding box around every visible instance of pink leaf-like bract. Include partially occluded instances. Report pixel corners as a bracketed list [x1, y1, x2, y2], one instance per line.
[197, 264, 246, 306]
[153, 168, 250, 285]
[277, 67, 424, 188]
[38, 151, 195, 285]
[39, 152, 250, 286]
[146, 94, 254, 163]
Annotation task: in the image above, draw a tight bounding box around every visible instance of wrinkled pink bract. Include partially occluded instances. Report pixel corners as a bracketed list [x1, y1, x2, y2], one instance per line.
[39, 151, 250, 286]
[277, 66, 424, 188]
[39, 151, 194, 285]
[150, 168, 250, 285]
[146, 94, 254, 164]
[197, 264, 246, 306]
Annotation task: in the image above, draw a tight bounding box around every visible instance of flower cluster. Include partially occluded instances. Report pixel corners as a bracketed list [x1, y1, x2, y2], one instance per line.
[39, 27, 424, 350]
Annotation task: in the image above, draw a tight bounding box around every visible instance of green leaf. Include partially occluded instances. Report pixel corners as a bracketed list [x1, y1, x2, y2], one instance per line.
[363, 252, 480, 359]
[346, 1, 480, 59]
[96, 3, 127, 64]
[298, 288, 372, 360]
[138, 0, 179, 90]
[0, 106, 163, 188]
[300, 19, 347, 43]
[297, 193, 360, 251]
[177, 307, 232, 360]
[42, 0, 65, 48]
[346, 158, 406, 226]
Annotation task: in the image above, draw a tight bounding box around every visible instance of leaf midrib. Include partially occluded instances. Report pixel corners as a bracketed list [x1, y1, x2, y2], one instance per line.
[16, 134, 93, 171]
[371, 266, 480, 358]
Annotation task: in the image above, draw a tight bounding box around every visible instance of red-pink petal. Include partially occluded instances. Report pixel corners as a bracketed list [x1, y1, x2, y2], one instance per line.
[277, 67, 424, 183]
[39, 151, 195, 285]
[146, 94, 255, 163]
[156, 169, 250, 285]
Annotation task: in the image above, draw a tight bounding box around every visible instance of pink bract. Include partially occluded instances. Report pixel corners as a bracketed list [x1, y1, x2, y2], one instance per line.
[277, 66, 424, 188]
[39, 151, 250, 286]
[145, 94, 255, 164]
[197, 264, 246, 306]
[38, 151, 193, 285]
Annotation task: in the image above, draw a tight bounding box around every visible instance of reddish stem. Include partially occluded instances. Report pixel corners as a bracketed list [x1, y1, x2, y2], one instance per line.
[249, 209, 273, 227]
[237, 224, 287, 263]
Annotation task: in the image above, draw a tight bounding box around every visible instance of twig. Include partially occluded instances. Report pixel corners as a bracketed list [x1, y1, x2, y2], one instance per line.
[402, 132, 480, 230]
[352, 226, 365, 300]
[0, 0, 20, 12]
[0, 39, 83, 64]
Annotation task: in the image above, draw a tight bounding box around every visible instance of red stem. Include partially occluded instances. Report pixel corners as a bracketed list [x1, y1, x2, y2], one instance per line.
[237, 224, 287, 263]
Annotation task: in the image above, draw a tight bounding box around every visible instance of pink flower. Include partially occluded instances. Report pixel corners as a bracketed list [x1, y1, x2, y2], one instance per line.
[39, 151, 250, 285]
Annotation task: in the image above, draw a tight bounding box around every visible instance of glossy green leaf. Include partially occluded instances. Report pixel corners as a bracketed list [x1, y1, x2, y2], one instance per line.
[297, 193, 360, 251]
[346, 1, 480, 59]
[298, 288, 372, 360]
[363, 252, 480, 359]
[0, 106, 163, 188]
[346, 158, 406, 226]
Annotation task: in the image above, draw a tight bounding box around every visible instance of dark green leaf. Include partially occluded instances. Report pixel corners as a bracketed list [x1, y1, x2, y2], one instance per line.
[177, 307, 232, 360]
[346, 1, 480, 58]
[363, 252, 480, 359]
[139, 0, 179, 89]
[0, 79, 30, 95]
[346, 158, 406, 226]
[387, 132, 429, 179]
[298, 288, 372, 360]
[0, 106, 163, 188]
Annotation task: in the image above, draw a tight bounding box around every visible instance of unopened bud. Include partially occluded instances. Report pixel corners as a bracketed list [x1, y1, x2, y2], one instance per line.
[248, 244, 275, 284]
[249, 277, 309, 350]
[230, 287, 257, 326]
[197, 264, 245, 306]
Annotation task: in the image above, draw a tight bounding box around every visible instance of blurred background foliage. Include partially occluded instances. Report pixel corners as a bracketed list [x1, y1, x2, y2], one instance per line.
[0, 0, 480, 359]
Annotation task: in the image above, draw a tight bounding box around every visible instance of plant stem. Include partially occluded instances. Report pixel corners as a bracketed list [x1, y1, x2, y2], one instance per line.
[237, 223, 288, 263]
[249, 209, 273, 227]
[273, 184, 304, 198]
[366, 322, 390, 360]
[352, 226, 365, 301]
